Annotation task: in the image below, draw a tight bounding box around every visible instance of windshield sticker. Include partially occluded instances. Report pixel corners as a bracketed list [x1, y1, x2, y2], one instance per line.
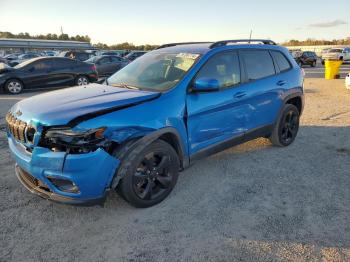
[176, 53, 200, 60]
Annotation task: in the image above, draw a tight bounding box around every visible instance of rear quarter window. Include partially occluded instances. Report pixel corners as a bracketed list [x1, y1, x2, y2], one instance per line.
[241, 50, 275, 81]
[271, 51, 292, 72]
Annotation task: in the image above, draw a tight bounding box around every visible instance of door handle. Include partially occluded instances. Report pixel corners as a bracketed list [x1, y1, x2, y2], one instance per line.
[233, 91, 246, 99]
[277, 80, 287, 86]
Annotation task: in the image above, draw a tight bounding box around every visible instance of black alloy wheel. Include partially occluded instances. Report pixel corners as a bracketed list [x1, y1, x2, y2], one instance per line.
[133, 152, 172, 200]
[116, 140, 180, 208]
[280, 109, 299, 145]
[270, 104, 300, 147]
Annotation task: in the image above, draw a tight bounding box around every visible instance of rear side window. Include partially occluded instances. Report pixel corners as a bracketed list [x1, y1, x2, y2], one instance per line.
[195, 52, 241, 89]
[54, 58, 73, 68]
[241, 50, 275, 81]
[271, 51, 292, 72]
[99, 57, 110, 64]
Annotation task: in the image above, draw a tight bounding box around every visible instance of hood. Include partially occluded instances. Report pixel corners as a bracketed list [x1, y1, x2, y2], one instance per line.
[10, 84, 160, 126]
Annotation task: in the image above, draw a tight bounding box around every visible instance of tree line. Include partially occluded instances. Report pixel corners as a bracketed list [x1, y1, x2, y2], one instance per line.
[1, 31, 349, 49]
[0, 31, 158, 50]
[93, 42, 159, 51]
[0, 31, 91, 43]
[282, 37, 350, 46]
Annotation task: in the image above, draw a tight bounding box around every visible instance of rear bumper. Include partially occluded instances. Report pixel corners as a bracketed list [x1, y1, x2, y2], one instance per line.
[8, 135, 120, 204]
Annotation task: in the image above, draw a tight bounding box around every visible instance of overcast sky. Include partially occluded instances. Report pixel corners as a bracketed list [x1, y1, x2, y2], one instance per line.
[0, 0, 349, 45]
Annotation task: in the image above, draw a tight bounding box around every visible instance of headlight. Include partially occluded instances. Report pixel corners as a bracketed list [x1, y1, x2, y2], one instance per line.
[43, 127, 106, 152]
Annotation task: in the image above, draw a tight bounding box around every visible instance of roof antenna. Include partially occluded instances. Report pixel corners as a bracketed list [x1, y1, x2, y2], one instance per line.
[249, 30, 252, 43]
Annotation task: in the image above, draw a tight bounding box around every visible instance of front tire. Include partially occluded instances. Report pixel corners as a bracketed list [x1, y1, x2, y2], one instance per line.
[270, 104, 300, 147]
[116, 140, 180, 208]
[75, 75, 89, 86]
[4, 79, 23, 94]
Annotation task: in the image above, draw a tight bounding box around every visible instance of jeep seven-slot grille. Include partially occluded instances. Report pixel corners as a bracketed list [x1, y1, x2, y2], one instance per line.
[5, 112, 28, 143]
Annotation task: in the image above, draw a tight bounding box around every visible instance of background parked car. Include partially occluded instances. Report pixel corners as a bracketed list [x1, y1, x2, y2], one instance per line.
[346, 73, 350, 90]
[86, 55, 128, 77]
[8, 53, 40, 67]
[3, 53, 21, 62]
[58, 51, 92, 61]
[0, 57, 98, 94]
[321, 47, 350, 64]
[295, 51, 317, 67]
[124, 51, 147, 62]
[41, 50, 56, 57]
[0, 57, 9, 65]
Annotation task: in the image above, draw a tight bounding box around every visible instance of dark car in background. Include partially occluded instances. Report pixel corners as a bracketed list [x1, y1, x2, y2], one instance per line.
[124, 51, 147, 62]
[86, 55, 128, 77]
[9, 53, 40, 67]
[295, 51, 317, 67]
[58, 51, 91, 61]
[0, 57, 98, 94]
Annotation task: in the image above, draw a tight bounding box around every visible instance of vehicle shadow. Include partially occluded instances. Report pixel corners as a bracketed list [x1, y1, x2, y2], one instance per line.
[1, 125, 350, 261]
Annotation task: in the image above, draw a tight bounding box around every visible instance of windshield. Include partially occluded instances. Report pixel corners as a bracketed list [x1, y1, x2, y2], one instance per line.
[329, 49, 343, 53]
[14, 58, 38, 69]
[107, 52, 200, 91]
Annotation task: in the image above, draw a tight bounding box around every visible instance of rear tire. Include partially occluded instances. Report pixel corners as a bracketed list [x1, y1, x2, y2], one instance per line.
[4, 79, 23, 94]
[270, 104, 300, 147]
[75, 75, 89, 86]
[116, 140, 180, 208]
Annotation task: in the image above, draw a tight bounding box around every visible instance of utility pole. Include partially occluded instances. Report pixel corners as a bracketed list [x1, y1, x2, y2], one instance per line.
[60, 26, 64, 35]
[249, 30, 252, 43]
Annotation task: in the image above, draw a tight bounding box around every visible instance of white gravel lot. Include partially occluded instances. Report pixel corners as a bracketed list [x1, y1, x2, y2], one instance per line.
[0, 79, 350, 262]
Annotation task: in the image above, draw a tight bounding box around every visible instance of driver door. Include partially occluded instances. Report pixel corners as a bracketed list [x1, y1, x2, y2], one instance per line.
[186, 51, 253, 156]
[21, 59, 54, 88]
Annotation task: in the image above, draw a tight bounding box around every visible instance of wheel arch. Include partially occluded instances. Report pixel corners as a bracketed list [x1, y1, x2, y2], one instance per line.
[109, 127, 189, 189]
[112, 127, 189, 170]
[4, 77, 25, 92]
[285, 95, 302, 115]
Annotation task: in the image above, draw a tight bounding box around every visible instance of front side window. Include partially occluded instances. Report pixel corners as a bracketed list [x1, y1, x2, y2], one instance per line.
[241, 50, 275, 81]
[108, 52, 200, 91]
[33, 60, 52, 70]
[195, 52, 241, 89]
[271, 51, 291, 72]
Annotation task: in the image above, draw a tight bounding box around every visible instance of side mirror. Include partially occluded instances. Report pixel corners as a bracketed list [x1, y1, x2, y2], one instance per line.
[192, 77, 220, 92]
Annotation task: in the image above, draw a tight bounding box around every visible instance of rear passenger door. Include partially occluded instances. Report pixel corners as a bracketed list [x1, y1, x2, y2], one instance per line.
[239, 49, 288, 130]
[51, 58, 76, 86]
[97, 57, 112, 76]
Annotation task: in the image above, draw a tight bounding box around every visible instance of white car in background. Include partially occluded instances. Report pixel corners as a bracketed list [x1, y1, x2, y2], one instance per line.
[322, 47, 350, 64]
[346, 73, 350, 90]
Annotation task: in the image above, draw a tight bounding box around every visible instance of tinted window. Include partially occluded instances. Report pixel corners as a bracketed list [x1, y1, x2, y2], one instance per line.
[54, 58, 75, 68]
[99, 57, 110, 64]
[110, 56, 122, 62]
[32, 60, 52, 70]
[196, 52, 241, 89]
[271, 51, 291, 72]
[76, 53, 89, 61]
[241, 50, 275, 80]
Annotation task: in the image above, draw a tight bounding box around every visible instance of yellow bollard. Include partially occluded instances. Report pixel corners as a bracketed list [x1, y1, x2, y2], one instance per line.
[325, 60, 343, 80]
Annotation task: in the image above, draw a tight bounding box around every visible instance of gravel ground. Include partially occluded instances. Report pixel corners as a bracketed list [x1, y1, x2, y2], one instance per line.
[0, 79, 350, 262]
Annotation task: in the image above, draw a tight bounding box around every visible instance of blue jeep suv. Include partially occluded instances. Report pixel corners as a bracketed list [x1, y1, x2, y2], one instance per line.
[6, 39, 304, 207]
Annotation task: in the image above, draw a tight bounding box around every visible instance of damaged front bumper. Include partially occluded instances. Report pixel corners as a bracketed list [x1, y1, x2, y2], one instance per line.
[8, 135, 120, 205]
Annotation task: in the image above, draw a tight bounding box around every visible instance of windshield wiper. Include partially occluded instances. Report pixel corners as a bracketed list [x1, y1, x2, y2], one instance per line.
[110, 83, 140, 90]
